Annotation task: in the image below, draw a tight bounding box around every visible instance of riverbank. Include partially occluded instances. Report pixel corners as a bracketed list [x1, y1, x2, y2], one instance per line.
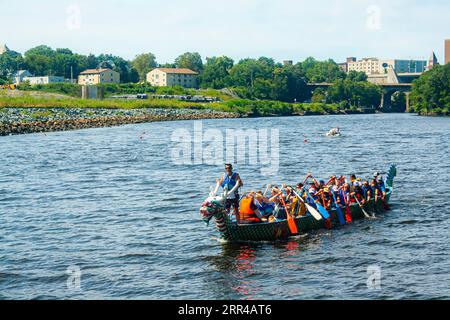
[0, 107, 239, 136]
[0, 92, 377, 136]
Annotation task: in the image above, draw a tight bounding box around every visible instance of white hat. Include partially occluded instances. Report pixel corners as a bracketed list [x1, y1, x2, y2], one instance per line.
[373, 172, 379, 177]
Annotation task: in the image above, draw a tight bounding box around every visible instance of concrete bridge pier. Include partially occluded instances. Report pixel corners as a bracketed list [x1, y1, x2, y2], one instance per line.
[405, 92, 411, 113]
[380, 88, 411, 112]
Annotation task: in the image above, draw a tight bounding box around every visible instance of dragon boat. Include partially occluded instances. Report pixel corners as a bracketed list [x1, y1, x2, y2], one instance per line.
[200, 164, 397, 242]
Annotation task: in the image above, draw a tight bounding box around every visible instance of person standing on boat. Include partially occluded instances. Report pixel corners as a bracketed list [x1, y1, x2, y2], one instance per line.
[217, 164, 243, 222]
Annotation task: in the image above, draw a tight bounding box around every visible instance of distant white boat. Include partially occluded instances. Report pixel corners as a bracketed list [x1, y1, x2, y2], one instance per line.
[326, 128, 341, 137]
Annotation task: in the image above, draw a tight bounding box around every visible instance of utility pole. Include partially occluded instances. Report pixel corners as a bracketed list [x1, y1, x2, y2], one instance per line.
[71, 65, 74, 84]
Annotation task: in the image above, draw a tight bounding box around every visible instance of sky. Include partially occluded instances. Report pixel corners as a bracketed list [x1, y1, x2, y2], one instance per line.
[1, 0, 449, 64]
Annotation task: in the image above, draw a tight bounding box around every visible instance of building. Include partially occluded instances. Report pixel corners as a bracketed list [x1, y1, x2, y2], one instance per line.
[348, 57, 427, 75]
[283, 60, 293, 66]
[23, 76, 65, 85]
[382, 59, 427, 74]
[338, 57, 356, 73]
[78, 68, 120, 85]
[146, 68, 198, 88]
[13, 70, 33, 84]
[427, 52, 439, 70]
[0, 43, 9, 55]
[348, 58, 381, 75]
[445, 39, 450, 65]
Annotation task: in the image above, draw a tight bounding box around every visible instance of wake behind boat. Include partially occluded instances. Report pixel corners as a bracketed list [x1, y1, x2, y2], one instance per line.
[200, 164, 397, 242]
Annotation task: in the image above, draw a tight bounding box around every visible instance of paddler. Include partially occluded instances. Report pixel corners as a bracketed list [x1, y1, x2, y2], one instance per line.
[269, 186, 287, 220]
[253, 191, 275, 221]
[362, 180, 373, 202]
[239, 192, 263, 224]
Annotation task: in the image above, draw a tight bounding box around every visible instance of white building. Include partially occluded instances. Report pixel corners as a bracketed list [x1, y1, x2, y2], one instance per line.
[13, 70, 33, 84]
[23, 76, 65, 85]
[146, 68, 198, 88]
[348, 57, 427, 75]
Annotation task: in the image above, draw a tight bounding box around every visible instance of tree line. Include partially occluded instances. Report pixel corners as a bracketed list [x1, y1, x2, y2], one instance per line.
[410, 64, 450, 115]
[1, 45, 384, 107]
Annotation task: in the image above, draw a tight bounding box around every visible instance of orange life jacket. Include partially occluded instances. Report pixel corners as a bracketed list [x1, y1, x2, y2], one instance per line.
[239, 197, 261, 223]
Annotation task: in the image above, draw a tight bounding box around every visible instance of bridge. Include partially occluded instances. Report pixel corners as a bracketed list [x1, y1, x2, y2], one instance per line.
[307, 82, 413, 112]
[307, 67, 422, 111]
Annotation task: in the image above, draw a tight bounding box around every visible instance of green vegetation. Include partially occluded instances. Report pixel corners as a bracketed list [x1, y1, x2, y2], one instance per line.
[219, 100, 342, 116]
[0, 94, 208, 110]
[2, 45, 407, 115]
[325, 79, 382, 108]
[410, 64, 450, 116]
[1, 45, 378, 108]
[175, 52, 204, 73]
[0, 91, 370, 118]
[131, 53, 158, 82]
[13, 82, 234, 101]
[17, 83, 82, 97]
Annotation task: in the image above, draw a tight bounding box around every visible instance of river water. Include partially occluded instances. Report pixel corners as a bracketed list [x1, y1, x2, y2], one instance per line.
[1, 113, 449, 300]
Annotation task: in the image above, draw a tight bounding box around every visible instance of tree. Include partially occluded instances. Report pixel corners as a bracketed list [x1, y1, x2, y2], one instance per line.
[312, 88, 327, 103]
[346, 70, 368, 82]
[274, 64, 309, 102]
[159, 62, 177, 68]
[97, 54, 136, 83]
[410, 64, 450, 115]
[302, 57, 346, 83]
[175, 52, 203, 73]
[229, 57, 274, 88]
[327, 80, 381, 108]
[200, 56, 234, 89]
[53, 48, 80, 79]
[0, 51, 24, 79]
[24, 45, 56, 76]
[131, 53, 158, 82]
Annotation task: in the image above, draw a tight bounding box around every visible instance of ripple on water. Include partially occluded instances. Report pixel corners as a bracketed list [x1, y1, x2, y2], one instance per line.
[1, 113, 449, 299]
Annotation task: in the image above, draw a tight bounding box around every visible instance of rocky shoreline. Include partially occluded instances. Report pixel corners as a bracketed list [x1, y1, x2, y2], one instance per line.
[0, 108, 240, 136]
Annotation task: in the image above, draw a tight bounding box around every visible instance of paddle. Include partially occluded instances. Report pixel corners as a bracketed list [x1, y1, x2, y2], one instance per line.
[353, 195, 371, 218]
[292, 189, 323, 221]
[263, 184, 270, 197]
[331, 191, 346, 225]
[278, 193, 298, 235]
[304, 189, 330, 220]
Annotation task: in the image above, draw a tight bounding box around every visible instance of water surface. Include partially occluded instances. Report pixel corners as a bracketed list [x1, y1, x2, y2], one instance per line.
[1, 113, 449, 299]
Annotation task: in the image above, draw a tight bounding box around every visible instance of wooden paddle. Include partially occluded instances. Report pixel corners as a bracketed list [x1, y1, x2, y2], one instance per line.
[353, 195, 371, 218]
[278, 193, 298, 235]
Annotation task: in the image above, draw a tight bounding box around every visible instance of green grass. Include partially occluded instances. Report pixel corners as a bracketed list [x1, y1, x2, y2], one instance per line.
[15, 83, 236, 101]
[0, 94, 212, 110]
[0, 91, 367, 117]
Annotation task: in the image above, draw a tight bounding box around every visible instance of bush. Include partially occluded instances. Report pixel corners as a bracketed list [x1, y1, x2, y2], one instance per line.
[410, 64, 450, 115]
[17, 83, 81, 97]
